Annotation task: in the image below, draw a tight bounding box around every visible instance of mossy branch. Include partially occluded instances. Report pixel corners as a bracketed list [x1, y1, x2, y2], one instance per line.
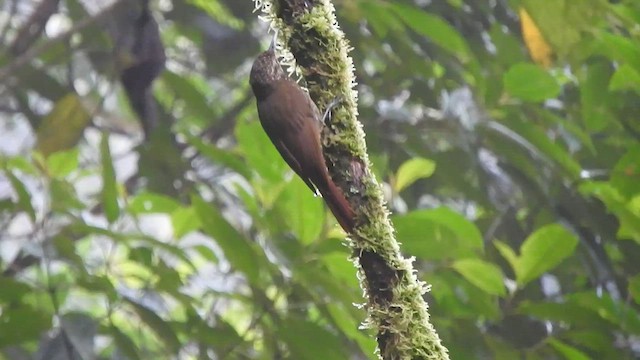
[253, 0, 449, 358]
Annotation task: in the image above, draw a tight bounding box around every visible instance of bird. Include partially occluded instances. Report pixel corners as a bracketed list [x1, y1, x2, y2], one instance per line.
[249, 35, 355, 232]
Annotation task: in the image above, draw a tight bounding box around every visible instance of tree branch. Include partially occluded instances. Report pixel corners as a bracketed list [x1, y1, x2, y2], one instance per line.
[0, 0, 127, 84]
[9, 0, 61, 55]
[254, 0, 449, 358]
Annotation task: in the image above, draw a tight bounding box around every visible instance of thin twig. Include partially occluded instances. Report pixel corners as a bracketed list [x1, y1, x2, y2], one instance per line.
[0, 0, 18, 46]
[9, 0, 61, 55]
[0, 0, 127, 84]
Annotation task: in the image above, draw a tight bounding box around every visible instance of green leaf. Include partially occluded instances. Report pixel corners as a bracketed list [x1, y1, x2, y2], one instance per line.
[154, 259, 187, 295]
[522, 0, 605, 59]
[393, 208, 483, 260]
[187, 135, 252, 180]
[516, 224, 578, 286]
[188, 137, 251, 180]
[494, 240, 519, 276]
[171, 206, 201, 238]
[77, 274, 117, 302]
[128, 192, 181, 214]
[281, 316, 347, 360]
[390, 3, 471, 62]
[125, 298, 181, 353]
[184, 317, 244, 349]
[359, 1, 404, 38]
[53, 235, 84, 268]
[322, 252, 361, 292]
[581, 60, 613, 132]
[235, 119, 287, 184]
[611, 3, 640, 25]
[326, 303, 376, 356]
[579, 181, 640, 242]
[548, 338, 592, 360]
[429, 272, 500, 319]
[394, 157, 436, 193]
[276, 176, 324, 244]
[505, 118, 582, 178]
[46, 148, 79, 178]
[3, 155, 39, 175]
[452, 259, 506, 296]
[595, 32, 640, 72]
[504, 63, 560, 102]
[0, 278, 32, 303]
[611, 145, 640, 197]
[192, 195, 260, 283]
[296, 267, 357, 310]
[569, 292, 640, 334]
[67, 223, 196, 272]
[628, 274, 640, 305]
[609, 63, 640, 93]
[50, 179, 84, 212]
[36, 93, 90, 156]
[489, 23, 526, 66]
[562, 330, 616, 356]
[192, 244, 219, 264]
[185, 0, 243, 29]
[5, 170, 36, 221]
[0, 305, 52, 346]
[537, 110, 596, 154]
[518, 300, 607, 329]
[109, 325, 141, 360]
[162, 71, 216, 123]
[100, 132, 119, 223]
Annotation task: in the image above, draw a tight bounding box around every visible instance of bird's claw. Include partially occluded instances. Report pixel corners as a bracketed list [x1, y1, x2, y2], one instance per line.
[322, 95, 344, 123]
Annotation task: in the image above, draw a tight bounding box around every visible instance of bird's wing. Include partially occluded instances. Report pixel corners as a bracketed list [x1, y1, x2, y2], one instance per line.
[273, 138, 319, 195]
[256, 80, 325, 194]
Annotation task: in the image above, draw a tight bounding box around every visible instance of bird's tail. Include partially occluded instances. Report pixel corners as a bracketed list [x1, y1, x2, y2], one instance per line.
[319, 176, 356, 233]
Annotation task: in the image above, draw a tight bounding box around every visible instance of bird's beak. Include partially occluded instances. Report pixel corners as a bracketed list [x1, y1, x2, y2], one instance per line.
[269, 30, 278, 51]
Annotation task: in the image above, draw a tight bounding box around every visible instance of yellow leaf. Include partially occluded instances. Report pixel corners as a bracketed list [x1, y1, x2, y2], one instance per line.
[519, 7, 553, 68]
[36, 94, 90, 156]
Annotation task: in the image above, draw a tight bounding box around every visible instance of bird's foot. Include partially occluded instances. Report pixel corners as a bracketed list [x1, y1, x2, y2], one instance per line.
[322, 95, 344, 124]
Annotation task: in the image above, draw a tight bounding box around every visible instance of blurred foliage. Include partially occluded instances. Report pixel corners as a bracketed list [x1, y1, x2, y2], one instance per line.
[0, 0, 640, 359]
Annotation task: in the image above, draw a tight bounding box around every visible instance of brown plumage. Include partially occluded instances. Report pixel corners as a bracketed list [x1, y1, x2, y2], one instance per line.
[249, 43, 355, 233]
